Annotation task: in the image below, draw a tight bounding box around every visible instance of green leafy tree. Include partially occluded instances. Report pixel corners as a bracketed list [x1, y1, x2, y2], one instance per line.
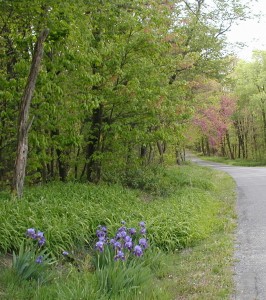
[0, 0, 253, 190]
[228, 51, 266, 159]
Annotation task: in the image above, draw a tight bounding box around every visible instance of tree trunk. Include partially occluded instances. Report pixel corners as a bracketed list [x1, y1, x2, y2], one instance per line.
[156, 141, 166, 163]
[206, 138, 210, 156]
[244, 132, 248, 159]
[261, 106, 266, 147]
[176, 148, 182, 165]
[86, 103, 104, 183]
[74, 147, 81, 180]
[221, 138, 225, 157]
[226, 131, 234, 159]
[140, 145, 147, 158]
[140, 145, 148, 165]
[12, 29, 49, 198]
[238, 136, 241, 159]
[148, 144, 154, 164]
[235, 120, 245, 159]
[201, 137, 205, 155]
[56, 148, 69, 182]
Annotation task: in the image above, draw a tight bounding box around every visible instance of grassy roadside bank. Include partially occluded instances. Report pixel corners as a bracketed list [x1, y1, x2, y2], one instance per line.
[0, 164, 236, 299]
[198, 155, 266, 167]
[157, 167, 236, 299]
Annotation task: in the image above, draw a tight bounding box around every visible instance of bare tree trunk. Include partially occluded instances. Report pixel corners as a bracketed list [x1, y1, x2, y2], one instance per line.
[221, 138, 226, 157]
[175, 149, 182, 165]
[226, 131, 234, 159]
[148, 144, 154, 164]
[261, 106, 266, 147]
[12, 29, 49, 198]
[206, 138, 210, 156]
[156, 141, 166, 163]
[201, 137, 205, 155]
[140, 145, 147, 160]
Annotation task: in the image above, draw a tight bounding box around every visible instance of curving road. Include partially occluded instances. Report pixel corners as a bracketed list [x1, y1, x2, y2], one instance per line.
[188, 155, 266, 300]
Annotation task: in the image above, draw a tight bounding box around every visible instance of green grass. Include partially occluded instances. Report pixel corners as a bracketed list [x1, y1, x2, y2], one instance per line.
[156, 233, 234, 299]
[156, 168, 236, 299]
[0, 164, 236, 299]
[199, 155, 266, 167]
[0, 165, 228, 255]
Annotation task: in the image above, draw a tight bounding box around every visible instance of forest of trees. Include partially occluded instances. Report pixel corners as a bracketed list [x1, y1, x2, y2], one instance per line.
[0, 0, 262, 196]
[193, 51, 266, 160]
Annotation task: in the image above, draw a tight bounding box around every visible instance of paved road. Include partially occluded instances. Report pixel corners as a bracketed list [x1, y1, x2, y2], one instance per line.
[188, 156, 266, 300]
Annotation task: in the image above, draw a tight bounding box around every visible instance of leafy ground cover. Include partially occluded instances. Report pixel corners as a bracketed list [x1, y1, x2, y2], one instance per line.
[0, 164, 236, 299]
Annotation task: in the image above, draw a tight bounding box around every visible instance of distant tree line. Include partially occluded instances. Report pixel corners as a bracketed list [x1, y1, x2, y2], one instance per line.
[192, 51, 266, 160]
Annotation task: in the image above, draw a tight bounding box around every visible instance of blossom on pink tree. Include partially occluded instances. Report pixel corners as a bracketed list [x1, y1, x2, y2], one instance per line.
[193, 95, 236, 150]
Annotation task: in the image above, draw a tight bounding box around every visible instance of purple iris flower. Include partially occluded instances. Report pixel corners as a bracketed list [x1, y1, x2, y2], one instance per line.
[120, 230, 127, 238]
[35, 255, 43, 264]
[110, 238, 116, 245]
[26, 228, 36, 239]
[98, 225, 107, 231]
[62, 251, 69, 256]
[116, 232, 122, 239]
[139, 221, 146, 227]
[96, 230, 106, 238]
[116, 230, 127, 239]
[36, 231, 44, 238]
[98, 236, 106, 242]
[125, 241, 133, 250]
[96, 241, 104, 252]
[140, 227, 146, 235]
[114, 250, 125, 261]
[118, 226, 127, 232]
[100, 226, 107, 233]
[124, 235, 132, 242]
[139, 238, 148, 249]
[38, 236, 46, 246]
[133, 245, 143, 257]
[114, 241, 122, 250]
[129, 228, 136, 235]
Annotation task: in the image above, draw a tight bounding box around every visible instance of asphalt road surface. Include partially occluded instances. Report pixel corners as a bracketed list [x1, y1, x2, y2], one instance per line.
[188, 155, 266, 300]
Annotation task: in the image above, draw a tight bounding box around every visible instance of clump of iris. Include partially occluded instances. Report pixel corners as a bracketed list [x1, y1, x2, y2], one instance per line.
[26, 228, 46, 247]
[95, 221, 148, 261]
[35, 255, 43, 264]
[24, 228, 47, 265]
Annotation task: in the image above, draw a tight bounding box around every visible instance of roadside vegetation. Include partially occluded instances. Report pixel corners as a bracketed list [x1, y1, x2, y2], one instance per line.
[199, 155, 266, 167]
[0, 164, 236, 299]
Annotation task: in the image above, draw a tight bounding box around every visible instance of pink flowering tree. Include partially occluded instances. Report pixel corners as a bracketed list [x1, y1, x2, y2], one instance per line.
[193, 95, 236, 154]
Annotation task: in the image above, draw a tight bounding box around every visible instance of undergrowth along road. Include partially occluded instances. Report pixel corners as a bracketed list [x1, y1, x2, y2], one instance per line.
[0, 164, 236, 299]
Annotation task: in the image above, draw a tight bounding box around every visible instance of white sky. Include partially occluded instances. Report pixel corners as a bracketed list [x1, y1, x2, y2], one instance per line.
[226, 0, 266, 60]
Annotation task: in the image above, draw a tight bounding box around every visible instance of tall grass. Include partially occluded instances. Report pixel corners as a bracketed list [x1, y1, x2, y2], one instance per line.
[0, 165, 225, 256]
